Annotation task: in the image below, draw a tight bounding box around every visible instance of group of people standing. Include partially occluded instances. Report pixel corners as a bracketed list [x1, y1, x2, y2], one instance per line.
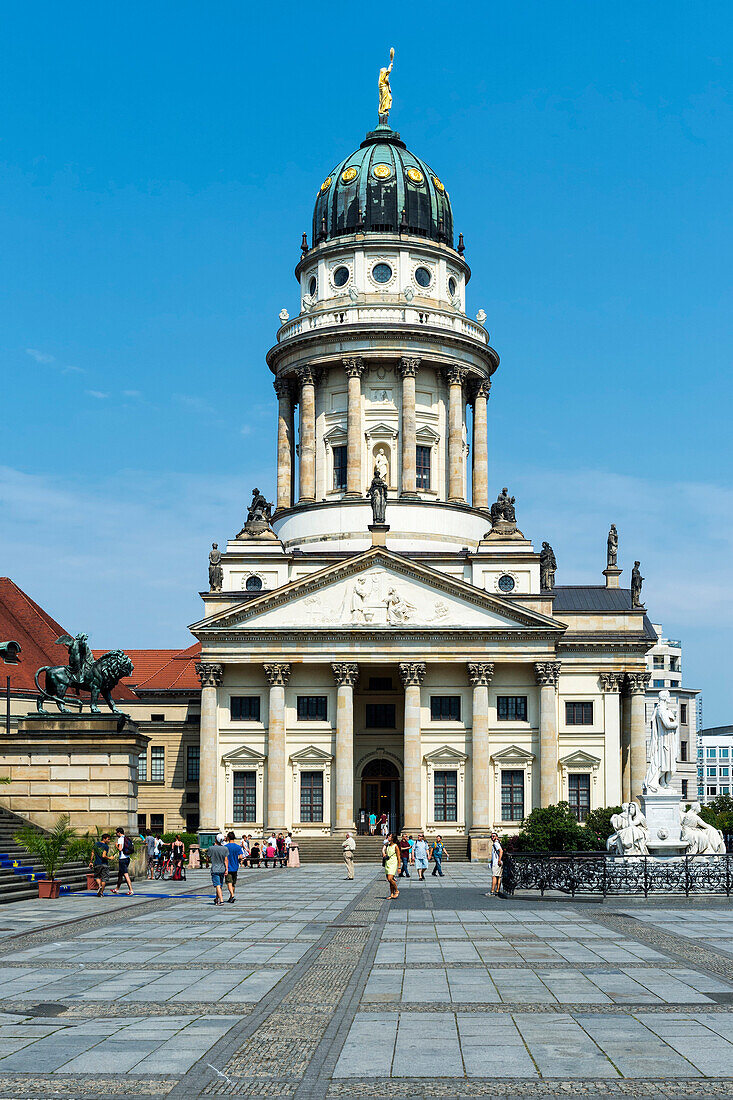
[208, 831, 300, 904]
[383, 833, 450, 897]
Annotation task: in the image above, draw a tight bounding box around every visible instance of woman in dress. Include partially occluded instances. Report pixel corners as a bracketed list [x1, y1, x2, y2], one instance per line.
[383, 833, 400, 899]
[287, 834, 300, 868]
[487, 833, 503, 896]
[412, 834, 430, 881]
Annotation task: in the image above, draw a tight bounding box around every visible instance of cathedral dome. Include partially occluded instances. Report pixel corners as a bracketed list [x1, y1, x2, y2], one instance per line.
[312, 125, 454, 248]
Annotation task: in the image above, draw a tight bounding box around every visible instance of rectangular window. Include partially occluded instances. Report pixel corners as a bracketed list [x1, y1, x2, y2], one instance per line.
[430, 696, 461, 722]
[707, 748, 717, 758]
[707, 786, 717, 797]
[233, 771, 257, 822]
[416, 445, 431, 490]
[721, 748, 729, 759]
[501, 769, 525, 821]
[150, 813, 164, 833]
[681, 780, 688, 800]
[497, 696, 528, 722]
[297, 696, 328, 721]
[680, 741, 688, 762]
[368, 676, 393, 691]
[565, 701, 593, 726]
[150, 746, 165, 783]
[300, 771, 324, 822]
[680, 703, 688, 724]
[653, 655, 664, 668]
[720, 767, 730, 778]
[365, 703, 396, 728]
[186, 745, 200, 782]
[151, 713, 165, 722]
[568, 773, 591, 822]
[137, 814, 146, 832]
[231, 696, 261, 721]
[723, 787, 731, 795]
[707, 766, 717, 778]
[138, 752, 148, 783]
[186, 813, 200, 833]
[333, 445, 347, 491]
[653, 679, 664, 689]
[434, 770, 458, 822]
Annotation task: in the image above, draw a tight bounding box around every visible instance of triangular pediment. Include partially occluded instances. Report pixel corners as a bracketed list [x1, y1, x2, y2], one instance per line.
[289, 746, 334, 765]
[191, 547, 565, 634]
[490, 745, 535, 765]
[221, 746, 266, 766]
[424, 745, 468, 765]
[559, 749, 601, 770]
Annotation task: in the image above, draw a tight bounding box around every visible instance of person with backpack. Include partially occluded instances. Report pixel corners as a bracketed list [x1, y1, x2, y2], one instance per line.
[111, 826, 135, 895]
[430, 835, 449, 877]
[89, 832, 111, 897]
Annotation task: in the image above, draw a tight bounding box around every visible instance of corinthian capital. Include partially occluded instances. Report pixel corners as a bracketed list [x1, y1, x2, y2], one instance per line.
[399, 661, 426, 687]
[398, 356, 421, 378]
[467, 662, 494, 687]
[472, 378, 491, 401]
[332, 662, 359, 687]
[296, 366, 316, 388]
[273, 376, 293, 400]
[534, 661, 561, 688]
[624, 671, 650, 696]
[599, 671, 624, 693]
[195, 661, 223, 688]
[263, 662, 291, 687]
[342, 357, 365, 378]
[444, 365, 468, 387]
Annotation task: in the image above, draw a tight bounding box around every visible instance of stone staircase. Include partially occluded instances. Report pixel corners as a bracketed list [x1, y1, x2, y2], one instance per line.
[0, 806, 89, 904]
[295, 834, 472, 864]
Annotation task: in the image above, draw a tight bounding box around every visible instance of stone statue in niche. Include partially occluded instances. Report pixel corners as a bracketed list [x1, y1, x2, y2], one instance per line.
[540, 542, 556, 590]
[606, 802, 649, 856]
[680, 802, 726, 855]
[607, 524, 618, 568]
[644, 691, 678, 792]
[374, 447, 389, 483]
[366, 468, 388, 525]
[208, 543, 223, 592]
[631, 561, 644, 608]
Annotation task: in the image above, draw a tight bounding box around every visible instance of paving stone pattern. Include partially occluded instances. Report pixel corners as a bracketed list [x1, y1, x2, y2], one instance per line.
[0, 865, 730, 1098]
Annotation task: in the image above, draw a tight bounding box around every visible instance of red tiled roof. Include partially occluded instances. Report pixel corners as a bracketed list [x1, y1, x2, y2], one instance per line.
[133, 642, 201, 693]
[92, 649, 180, 687]
[0, 578, 135, 699]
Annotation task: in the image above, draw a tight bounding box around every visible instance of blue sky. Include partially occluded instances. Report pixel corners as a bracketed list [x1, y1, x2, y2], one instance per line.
[1, 3, 731, 723]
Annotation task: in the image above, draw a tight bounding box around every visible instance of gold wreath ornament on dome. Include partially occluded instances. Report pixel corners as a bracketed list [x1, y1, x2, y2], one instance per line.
[406, 167, 424, 184]
[432, 176, 445, 192]
[373, 163, 392, 179]
[341, 166, 358, 183]
[320, 176, 333, 193]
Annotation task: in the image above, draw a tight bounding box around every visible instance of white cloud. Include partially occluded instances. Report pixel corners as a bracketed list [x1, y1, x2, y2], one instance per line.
[123, 390, 142, 398]
[85, 390, 109, 399]
[240, 425, 252, 436]
[25, 348, 55, 364]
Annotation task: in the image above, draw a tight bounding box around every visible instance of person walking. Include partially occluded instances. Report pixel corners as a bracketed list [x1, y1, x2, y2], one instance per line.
[369, 811, 377, 835]
[110, 826, 135, 895]
[224, 831, 244, 902]
[430, 835, 448, 877]
[209, 835, 228, 904]
[412, 834, 430, 881]
[144, 831, 156, 878]
[487, 832, 504, 896]
[342, 832, 356, 879]
[171, 835, 186, 880]
[383, 833, 400, 899]
[398, 833, 411, 878]
[89, 832, 111, 897]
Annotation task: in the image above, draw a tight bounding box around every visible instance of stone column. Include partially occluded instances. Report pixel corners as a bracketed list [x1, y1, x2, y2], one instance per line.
[264, 663, 291, 831]
[445, 366, 467, 502]
[627, 672, 650, 802]
[298, 367, 316, 503]
[535, 662, 561, 807]
[399, 662, 426, 831]
[274, 377, 293, 512]
[343, 358, 365, 497]
[399, 357, 420, 497]
[195, 661, 223, 831]
[621, 682, 632, 802]
[600, 672, 624, 805]
[471, 379, 490, 510]
[468, 662, 494, 833]
[332, 663, 359, 832]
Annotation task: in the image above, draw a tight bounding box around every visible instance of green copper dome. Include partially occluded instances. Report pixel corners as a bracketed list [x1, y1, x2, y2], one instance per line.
[312, 125, 454, 248]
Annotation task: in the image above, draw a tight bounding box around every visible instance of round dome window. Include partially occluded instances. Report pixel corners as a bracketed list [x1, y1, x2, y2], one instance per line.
[498, 574, 515, 593]
[372, 262, 392, 284]
[308, 276, 317, 297]
[448, 277, 457, 296]
[414, 266, 432, 288]
[246, 575, 263, 592]
[333, 265, 350, 288]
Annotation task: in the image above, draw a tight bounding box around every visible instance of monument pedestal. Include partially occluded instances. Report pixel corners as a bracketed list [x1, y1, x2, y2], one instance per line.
[0, 713, 149, 834]
[368, 523, 390, 547]
[640, 790, 687, 857]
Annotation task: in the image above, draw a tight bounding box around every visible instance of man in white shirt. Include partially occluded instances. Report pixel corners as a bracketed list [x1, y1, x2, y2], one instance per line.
[342, 832, 356, 879]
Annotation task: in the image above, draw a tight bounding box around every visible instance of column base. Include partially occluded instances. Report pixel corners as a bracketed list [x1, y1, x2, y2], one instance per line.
[400, 491, 419, 500]
[343, 491, 362, 500]
[298, 497, 316, 505]
[448, 496, 466, 504]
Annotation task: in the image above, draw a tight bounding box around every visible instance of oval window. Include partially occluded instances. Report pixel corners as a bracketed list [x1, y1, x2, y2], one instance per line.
[246, 575, 263, 592]
[372, 263, 392, 284]
[448, 277, 457, 296]
[414, 266, 431, 288]
[498, 574, 515, 593]
[333, 265, 349, 287]
[308, 275, 317, 297]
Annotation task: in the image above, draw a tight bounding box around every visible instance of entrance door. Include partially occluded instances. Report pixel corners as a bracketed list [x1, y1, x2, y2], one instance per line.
[361, 759, 401, 832]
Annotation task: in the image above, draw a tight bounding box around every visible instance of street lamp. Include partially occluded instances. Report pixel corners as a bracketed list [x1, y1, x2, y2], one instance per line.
[1, 641, 21, 737]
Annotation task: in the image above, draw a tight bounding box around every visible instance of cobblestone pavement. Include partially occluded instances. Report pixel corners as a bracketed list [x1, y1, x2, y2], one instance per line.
[0, 864, 731, 1098]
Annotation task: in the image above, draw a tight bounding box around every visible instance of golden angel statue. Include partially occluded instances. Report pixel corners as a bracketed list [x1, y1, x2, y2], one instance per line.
[378, 48, 395, 124]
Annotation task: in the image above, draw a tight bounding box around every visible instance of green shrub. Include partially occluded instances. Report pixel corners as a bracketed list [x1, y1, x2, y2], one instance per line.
[162, 832, 198, 848]
[513, 802, 595, 852]
[14, 814, 88, 881]
[582, 806, 621, 850]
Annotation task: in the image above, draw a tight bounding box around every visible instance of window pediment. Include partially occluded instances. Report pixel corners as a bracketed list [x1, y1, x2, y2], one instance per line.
[559, 749, 601, 771]
[289, 746, 334, 766]
[222, 746, 266, 767]
[423, 745, 468, 765]
[490, 745, 535, 766]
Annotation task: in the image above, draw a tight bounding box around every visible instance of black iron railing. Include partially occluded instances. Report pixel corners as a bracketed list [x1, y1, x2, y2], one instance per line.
[511, 851, 733, 898]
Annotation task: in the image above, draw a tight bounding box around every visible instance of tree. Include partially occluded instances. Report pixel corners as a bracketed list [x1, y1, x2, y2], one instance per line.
[14, 814, 87, 882]
[514, 802, 596, 852]
[583, 806, 621, 850]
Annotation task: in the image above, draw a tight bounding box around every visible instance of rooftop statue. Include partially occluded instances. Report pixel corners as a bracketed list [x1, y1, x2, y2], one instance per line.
[35, 633, 133, 716]
[607, 524, 618, 568]
[367, 465, 388, 525]
[247, 488, 273, 526]
[631, 560, 644, 607]
[378, 48, 395, 124]
[208, 543, 223, 592]
[540, 542, 557, 590]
